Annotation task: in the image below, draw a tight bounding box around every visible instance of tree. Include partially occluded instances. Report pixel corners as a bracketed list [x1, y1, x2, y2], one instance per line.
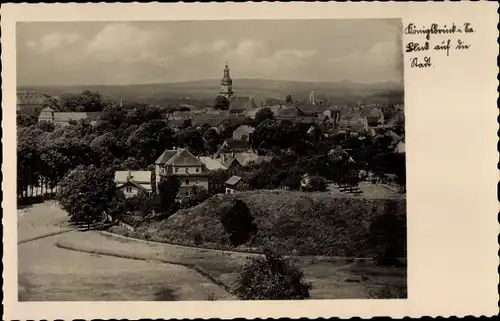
[59, 90, 108, 112]
[180, 186, 211, 209]
[208, 169, 231, 195]
[174, 127, 204, 155]
[220, 199, 257, 246]
[17, 114, 36, 127]
[214, 95, 230, 110]
[255, 107, 275, 124]
[152, 176, 180, 218]
[126, 119, 174, 166]
[203, 128, 220, 155]
[56, 165, 116, 229]
[234, 249, 311, 300]
[367, 201, 406, 266]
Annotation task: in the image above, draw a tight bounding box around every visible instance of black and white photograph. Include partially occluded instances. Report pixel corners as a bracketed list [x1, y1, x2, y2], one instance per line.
[16, 18, 407, 302]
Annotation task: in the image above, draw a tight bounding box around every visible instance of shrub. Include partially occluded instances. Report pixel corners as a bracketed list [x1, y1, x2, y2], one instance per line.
[234, 249, 311, 300]
[368, 201, 406, 266]
[220, 199, 257, 246]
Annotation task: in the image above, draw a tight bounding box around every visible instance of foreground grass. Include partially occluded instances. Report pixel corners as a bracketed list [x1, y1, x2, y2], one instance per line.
[106, 227, 406, 299]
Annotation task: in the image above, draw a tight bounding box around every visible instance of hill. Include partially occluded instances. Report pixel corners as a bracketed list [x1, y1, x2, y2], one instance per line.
[22, 78, 404, 107]
[129, 190, 406, 258]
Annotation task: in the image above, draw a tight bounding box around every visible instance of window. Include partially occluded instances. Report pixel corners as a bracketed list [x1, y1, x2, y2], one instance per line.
[196, 179, 199, 185]
[175, 167, 179, 173]
[196, 167, 199, 173]
[159, 167, 164, 173]
[126, 186, 132, 193]
[185, 179, 190, 185]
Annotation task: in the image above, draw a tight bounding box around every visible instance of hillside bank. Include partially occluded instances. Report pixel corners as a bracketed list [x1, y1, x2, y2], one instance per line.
[113, 190, 406, 258]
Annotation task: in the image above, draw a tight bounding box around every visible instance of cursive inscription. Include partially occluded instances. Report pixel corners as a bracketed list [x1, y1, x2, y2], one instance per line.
[404, 22, 475, 68]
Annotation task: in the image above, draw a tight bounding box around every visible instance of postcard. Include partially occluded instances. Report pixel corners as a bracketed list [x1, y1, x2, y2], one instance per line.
[2, 2, 498, 319]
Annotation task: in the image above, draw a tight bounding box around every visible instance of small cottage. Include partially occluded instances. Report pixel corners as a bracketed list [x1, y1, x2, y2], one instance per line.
[114, 170, 153, 198]
[225, 175, 244, 194]
[232, 125, 254, 141]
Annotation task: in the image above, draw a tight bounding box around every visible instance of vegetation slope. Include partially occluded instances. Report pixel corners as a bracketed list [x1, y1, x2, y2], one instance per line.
[131, 190, 406, 258]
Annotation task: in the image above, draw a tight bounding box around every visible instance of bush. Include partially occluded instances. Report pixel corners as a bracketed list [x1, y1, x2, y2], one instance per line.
[368, 201, 406, 266]
[220, 199, 257, 246]
[234, 249, 311, 300]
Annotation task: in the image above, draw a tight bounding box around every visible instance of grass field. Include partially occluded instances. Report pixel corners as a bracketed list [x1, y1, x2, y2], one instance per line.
[106, 226, 407, 299]
[18, 202, 233, 301]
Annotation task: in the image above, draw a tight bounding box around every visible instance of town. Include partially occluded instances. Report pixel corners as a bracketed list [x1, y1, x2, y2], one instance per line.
[17, 62, 407, 301]
[17, 15, 407, 302]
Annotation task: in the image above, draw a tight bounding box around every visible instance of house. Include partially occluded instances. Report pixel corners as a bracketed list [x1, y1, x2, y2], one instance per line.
[229, 97, 257, 115]
[114, 170, 153, 198]
[17, 89, 48, 116]
[154, 148, 209, 198]
[199, 156, 228, 171]
[244, 107, 262, 119]
[386, 109, 405, 130]
[225, 175, 244, 194]
[192, 117, 226, 133]
[218, 139, 251, 154]
[297, 103, 326, 117]
[361, 107, 385, 127]
[337, 108, 368, 133]
[232, 125, 254, 141]
[38, 107, 104, 126]
[234, 151, 273, 166]
[396, 140, 405, 154]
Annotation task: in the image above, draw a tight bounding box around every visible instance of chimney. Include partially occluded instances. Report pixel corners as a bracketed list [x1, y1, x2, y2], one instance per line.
[127, 170, 132, 181]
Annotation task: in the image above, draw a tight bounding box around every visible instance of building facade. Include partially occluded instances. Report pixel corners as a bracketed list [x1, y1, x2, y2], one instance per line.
[220, 62, 234, 99]
[114, 171, 153, 198]
[155, 148, 209, 198]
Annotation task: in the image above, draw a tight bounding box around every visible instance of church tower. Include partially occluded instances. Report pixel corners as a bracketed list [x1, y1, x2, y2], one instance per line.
[220, 62, 234, 99]
[309, 90, 317, 105]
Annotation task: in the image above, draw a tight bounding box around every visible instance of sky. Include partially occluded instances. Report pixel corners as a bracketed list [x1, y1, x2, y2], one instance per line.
[17, 19, 404, 86]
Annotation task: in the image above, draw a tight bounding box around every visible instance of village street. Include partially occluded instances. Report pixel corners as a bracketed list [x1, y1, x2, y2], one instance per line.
[18, 202, 234, 301]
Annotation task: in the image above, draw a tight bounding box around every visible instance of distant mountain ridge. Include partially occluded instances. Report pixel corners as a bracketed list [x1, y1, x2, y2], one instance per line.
[22, 78, 404, 105]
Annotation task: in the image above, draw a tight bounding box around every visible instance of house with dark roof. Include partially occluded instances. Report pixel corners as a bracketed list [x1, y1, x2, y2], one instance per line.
[114, 171, 153, 198]
[38, 107, 103, 126]
[218, 139, 251, 155]
[155, 148, 209, 197]
[225, 175, 245, 194]
[297, 103, 326, 117]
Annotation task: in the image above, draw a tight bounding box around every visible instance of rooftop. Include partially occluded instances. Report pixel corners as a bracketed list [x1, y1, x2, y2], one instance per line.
[225, 175, 242, 186]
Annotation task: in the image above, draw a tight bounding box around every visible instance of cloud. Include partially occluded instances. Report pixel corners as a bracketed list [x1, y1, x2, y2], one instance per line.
[85, 23, 172, 64]
[25, 32, 81, 53]
[180, 39, 230, 57]
[327, 41, 399, 68]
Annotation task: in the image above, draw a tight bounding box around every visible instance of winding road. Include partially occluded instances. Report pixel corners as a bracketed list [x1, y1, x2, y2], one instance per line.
[18, 201, 233, 301]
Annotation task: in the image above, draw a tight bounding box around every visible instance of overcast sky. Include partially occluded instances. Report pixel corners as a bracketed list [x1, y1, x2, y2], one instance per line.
[17, 19, 403, 86]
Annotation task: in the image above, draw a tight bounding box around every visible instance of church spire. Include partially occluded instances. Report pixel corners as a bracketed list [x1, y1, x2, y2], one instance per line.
[220, 62, 234, 99]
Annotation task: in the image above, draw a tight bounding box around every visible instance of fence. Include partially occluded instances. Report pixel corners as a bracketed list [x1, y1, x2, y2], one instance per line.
[18, 183, 60, 199]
